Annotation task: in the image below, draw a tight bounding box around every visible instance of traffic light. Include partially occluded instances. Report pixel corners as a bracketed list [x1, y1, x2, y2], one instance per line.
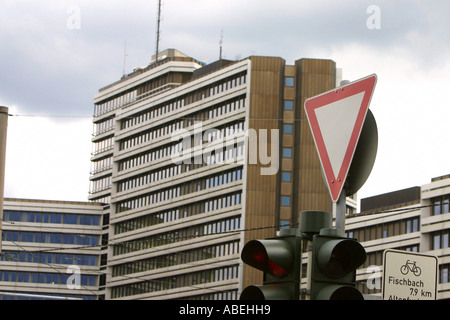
[240, 230, 302, 300]
[310, 228, 366, 300]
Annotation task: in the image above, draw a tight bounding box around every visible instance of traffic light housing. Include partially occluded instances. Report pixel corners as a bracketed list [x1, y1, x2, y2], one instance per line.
[310, 228, 366, 300]
[240, 230, 302, 300]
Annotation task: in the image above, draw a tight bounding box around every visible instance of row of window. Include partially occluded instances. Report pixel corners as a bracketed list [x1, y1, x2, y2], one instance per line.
[346, 217, 420, 242]
[2, 210, 101, 226]
[0, 250, 98, 266]
[119, 119, 244, 167]
[90, 132, 244, 195]
[92, 136, 114, 155]
[111, 265, 239, 298]
[203, 142, 245, 166]
[118, 141, 182, 172]
[117, 143, 244, 195]
[94, 89, 137, 117]
[359, 245, 419, 273]
[120, 97, 186, 130]
[0, 270, 96, 287]
[1, 292, 95, 300]
[119, 95, 246, 152]
[92, 95, 245, 189]
[93, 117, 114, 136]
[119, 119, 184, 151]
[116, 166, 242, 214]
[204, 121, 245, 143]
[118, 164, 182, 193]
[89, 175, 112, 194]
[114, 191, 242, 235]
[119, 73, 246, 131]
[207, 96, 246, 121]
[2, 231, 99, 246]
[116, 186, 181, 213]
[90, 156, 113, 175]
[113, 215, 241, 256]
[112, 240, 240, 277]
[182, 290, 238, 301]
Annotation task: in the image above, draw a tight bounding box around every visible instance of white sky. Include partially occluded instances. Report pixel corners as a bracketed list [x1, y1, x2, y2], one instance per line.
[1, 0, 449, 206]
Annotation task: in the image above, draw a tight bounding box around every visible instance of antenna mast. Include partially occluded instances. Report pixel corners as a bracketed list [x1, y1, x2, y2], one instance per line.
[122, 40, 128, 77]
[155, 0, 162, 63]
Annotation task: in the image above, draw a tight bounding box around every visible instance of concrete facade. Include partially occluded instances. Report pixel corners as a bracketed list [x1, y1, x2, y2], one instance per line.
[0, 198, 105, 300]
[89, 49, 344, 299]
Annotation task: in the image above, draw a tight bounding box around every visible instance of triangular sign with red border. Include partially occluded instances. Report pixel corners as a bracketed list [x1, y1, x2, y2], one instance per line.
[304, 74, 377, 202]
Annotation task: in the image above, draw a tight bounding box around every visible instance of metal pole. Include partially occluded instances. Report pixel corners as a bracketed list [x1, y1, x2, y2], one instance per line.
[0, 106, 9, 252]
[155, 0, 161, 63]
[334, 188, 347, 234]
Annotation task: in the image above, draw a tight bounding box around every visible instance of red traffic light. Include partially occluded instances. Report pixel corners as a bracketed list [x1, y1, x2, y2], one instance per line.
[241, 240, 293, 277]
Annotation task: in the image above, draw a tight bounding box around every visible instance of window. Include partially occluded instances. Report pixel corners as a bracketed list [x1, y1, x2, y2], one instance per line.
[281, 196, 291, 207]
[434, 234, 441, 250]
[283, 124, 293, 134]
[281, 172, 291, 182]
[280, 220, 290, 229]
[432, 230, 450, 250]
[284, 100, 294, 111]
[432, 195, 450, 215]
[382, 227, 388, 238]
[406, 218, 419, 233]
[440, 265, 450, 284]
[285, 77, 294, 87]
[282, 148, 292, 158]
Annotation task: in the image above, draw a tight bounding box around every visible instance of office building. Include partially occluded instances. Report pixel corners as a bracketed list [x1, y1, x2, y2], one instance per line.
[89, 49, 345, 299]
[0, 198, 106, 300]
[348, 174, 450, 299]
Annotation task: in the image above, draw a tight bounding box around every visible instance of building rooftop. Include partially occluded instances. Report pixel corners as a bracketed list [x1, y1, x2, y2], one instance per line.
[360, 186, 421, 213]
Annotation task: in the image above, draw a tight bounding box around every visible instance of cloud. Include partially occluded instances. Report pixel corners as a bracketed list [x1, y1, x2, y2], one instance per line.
[3, 107, 92, 201]
[319, 43, 450, 200]
[1, 0, 450, 203]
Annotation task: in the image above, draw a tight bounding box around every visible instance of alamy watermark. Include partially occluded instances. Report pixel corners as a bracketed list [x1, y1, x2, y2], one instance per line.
[66, 265, 81, 289]
[366, 5, 381, 30]
[170, 122, 279, 175]
[66, 5, 81, 30]
[366, 265, 382, 290]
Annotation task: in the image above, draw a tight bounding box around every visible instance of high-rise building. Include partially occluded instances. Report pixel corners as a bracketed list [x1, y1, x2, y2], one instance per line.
[89, 49, 347, 299]
[0, 198, 105, 300]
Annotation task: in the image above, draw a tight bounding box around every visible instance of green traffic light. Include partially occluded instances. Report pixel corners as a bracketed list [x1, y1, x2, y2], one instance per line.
[317, 238, 366, 278]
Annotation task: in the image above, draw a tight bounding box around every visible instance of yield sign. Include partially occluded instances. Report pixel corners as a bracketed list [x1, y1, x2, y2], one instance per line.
[304, 74, 377, 202]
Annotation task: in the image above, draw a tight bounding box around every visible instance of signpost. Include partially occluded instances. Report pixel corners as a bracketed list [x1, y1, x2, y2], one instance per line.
[304, 74, 377, 231]
[382, 249, 438, 300]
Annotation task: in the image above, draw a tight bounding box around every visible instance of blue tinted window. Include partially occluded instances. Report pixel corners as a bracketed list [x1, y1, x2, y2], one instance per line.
[283, 124, 293, 134]
[284, 100, 294, 110]
[285, 77, 294, 87]
[282, 172, 291, 182]
[282, 148, 292, 158]
[281, 196, 291, 206]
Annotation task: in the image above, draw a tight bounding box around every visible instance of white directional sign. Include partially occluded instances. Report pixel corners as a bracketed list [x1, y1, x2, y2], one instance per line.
[383, 249, 438, 300]
[304, 74, 377, 202]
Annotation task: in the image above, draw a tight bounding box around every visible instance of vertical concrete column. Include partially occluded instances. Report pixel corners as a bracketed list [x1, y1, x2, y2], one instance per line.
[0, 106, 9, 251]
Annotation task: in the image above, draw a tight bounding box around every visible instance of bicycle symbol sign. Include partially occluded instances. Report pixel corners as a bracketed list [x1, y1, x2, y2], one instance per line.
[400, 260, 421, 277]
[383, 249, 437, 300]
